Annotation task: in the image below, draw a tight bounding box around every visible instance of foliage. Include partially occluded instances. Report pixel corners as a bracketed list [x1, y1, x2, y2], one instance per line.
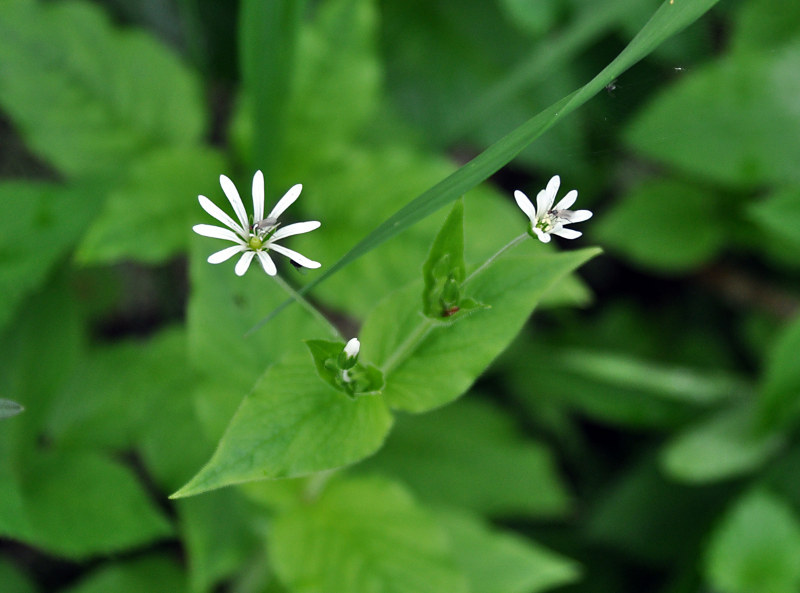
[4, 1, 800, 593]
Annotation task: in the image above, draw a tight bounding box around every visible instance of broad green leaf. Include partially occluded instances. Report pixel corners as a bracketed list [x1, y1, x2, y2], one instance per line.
[749, 187, 800, 249]
[360, 397, 571, 518]
[45, 328, 191, 451]
[0, 399, 24, 419]
[0, 182, 99, 331]
[361, 247, 600, 412]
[76, 147, 224, 264]
[0, 560, 36, 593]
[625, 41, 800, 187]
[661, 403, 784, 483]
[172, 353, 393, 497]
[0, 0, 204, 179]
[19, 451, 173, 559]
[498, 0, 560, 36]
[438, 509, 580, 593]
[187, 238, 332, 440]
[594, 179, 726, 271]
[258, 0, 721, 329]
[269, 476, 469, 593]
[61, 556, 186, 593]
[705, 490, 800, 593]
[757, 315, 800, 431]
[178, 490, 260, 593]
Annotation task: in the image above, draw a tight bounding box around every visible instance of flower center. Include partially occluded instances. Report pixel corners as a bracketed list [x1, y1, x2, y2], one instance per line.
[247, 235, 264, 250]
[536, 212, 557, 233]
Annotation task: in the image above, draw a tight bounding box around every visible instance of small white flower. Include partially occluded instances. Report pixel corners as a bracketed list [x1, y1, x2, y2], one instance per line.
[514, 175, 592, 243]
[193, 171, 321, 276]
[343, 338, 360, 360]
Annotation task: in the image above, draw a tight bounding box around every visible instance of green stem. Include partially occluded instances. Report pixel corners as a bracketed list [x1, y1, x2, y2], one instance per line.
[272, 274, 342, 339]
[381, 316, 436, 375]
[464, 233, 529, 284]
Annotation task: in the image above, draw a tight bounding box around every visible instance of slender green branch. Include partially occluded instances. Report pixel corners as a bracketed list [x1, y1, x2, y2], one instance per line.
[381, 316, 436, 375]
[272, 274, 343, 339]
[464, 233, 529, 284]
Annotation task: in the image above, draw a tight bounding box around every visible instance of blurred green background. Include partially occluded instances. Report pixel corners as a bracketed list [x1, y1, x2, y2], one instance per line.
[2, 0, 800, 592]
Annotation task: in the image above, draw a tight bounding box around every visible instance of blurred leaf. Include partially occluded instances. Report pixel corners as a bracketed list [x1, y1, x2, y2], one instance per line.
[0, 399, 24, 419]
[361, 397, 571, 518]
[748, 187, 800, 249]
[19, 451, 173, 559]
[45, 327, 191, 451]
[757, 315, 800, 431]
[261, 0, 721, 328]
[731, 0, 800, 53]
[239, 0, 303, 177]
[705, 489, 800, 593]
[61, 556, 186, 593]
[0, 559, 36, 593]
[588, 456, 731, 565]
[76, 147, 224, 264]
[172, 352, 393, 497]
[270, 476, 469, 593]
[661, 403, 784, 483]
[438, 508, 580, 593]
[498, 0, 561, 36]
[595, 179, 725, 270]
[361, 248, 600, 412]
[0, 0, 205, 179]
[0, 182, 99, 331]
[625, 42, 800, 187]
[178, 490, 261, 593]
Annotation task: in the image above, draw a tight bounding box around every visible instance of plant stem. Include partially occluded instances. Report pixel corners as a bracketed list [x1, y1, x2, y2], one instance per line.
[272, 274, 342, 339]
[464, 233, 529, 284]
[381, 316, 436, 375]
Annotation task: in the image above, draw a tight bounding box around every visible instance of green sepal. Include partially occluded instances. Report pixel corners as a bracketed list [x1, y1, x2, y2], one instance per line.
[305, 339, 385, 398]
[422, 200, 488, 322]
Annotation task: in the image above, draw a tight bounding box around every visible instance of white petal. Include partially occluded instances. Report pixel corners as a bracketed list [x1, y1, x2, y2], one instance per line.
[344, 338, 360, 358]
[553, 227, 582, 239]
[207, 244, 246, 264]
[198, 195, 246, 236]
[565, 209, 593, 223]
[252, 170, 265, 222]
[256, 251, 277, 276]
[555, 189, 578, 210]
[534, 228, 551, 243]
[220, 174, 250, 231]
[513, 190, 536, 222]
[536, 175, 560, 215]
[193, 224, 243, 243]
[271, 220, 321, 241]
[268, 243, 321, 269]
[268, 184, 302, 220]
[234, 251, 255, 276]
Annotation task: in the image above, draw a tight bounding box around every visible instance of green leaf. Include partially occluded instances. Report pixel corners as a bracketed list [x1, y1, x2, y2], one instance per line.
[0, 399, 24, 419]
[360, 397, 571, 518]
[76, 147, 224, 264]
[749, 187, 800, 248]
[625, 42, 800, 187]
[61, 556, 186, 593]
[705, 490, 800, 593]
[422, 200, 467, 317]
[361, 247, 600, 412]
[438, 509, 580, 593]
[757, 315, 800, 431]
[256, 0, 721, 330]
[0, 0, 204, 178]
[305, 339, 385, 397]
[0, 559, 36, 593]
[178, 490, 260, 593]
[731, 0, 800, 54]
[594, 179, 726, 271]
[0, 182, 99, 331]
[172, 353, 393, 497]
[239, 0, 303, 177]
[19, 451, 173, 559]
[661, 403, 784, 483]
[269, 476, 469, 593]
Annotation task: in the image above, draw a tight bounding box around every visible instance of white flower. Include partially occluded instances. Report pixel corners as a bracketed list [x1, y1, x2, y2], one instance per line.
[343, 338, 360, 360]
[193, 171, 321, 276]
[514, 175, 592, 243]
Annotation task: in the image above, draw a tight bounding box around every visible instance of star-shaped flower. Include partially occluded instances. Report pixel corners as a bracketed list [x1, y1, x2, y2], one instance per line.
[514, 175, 592, 243]
[193, 171, 321, 276]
